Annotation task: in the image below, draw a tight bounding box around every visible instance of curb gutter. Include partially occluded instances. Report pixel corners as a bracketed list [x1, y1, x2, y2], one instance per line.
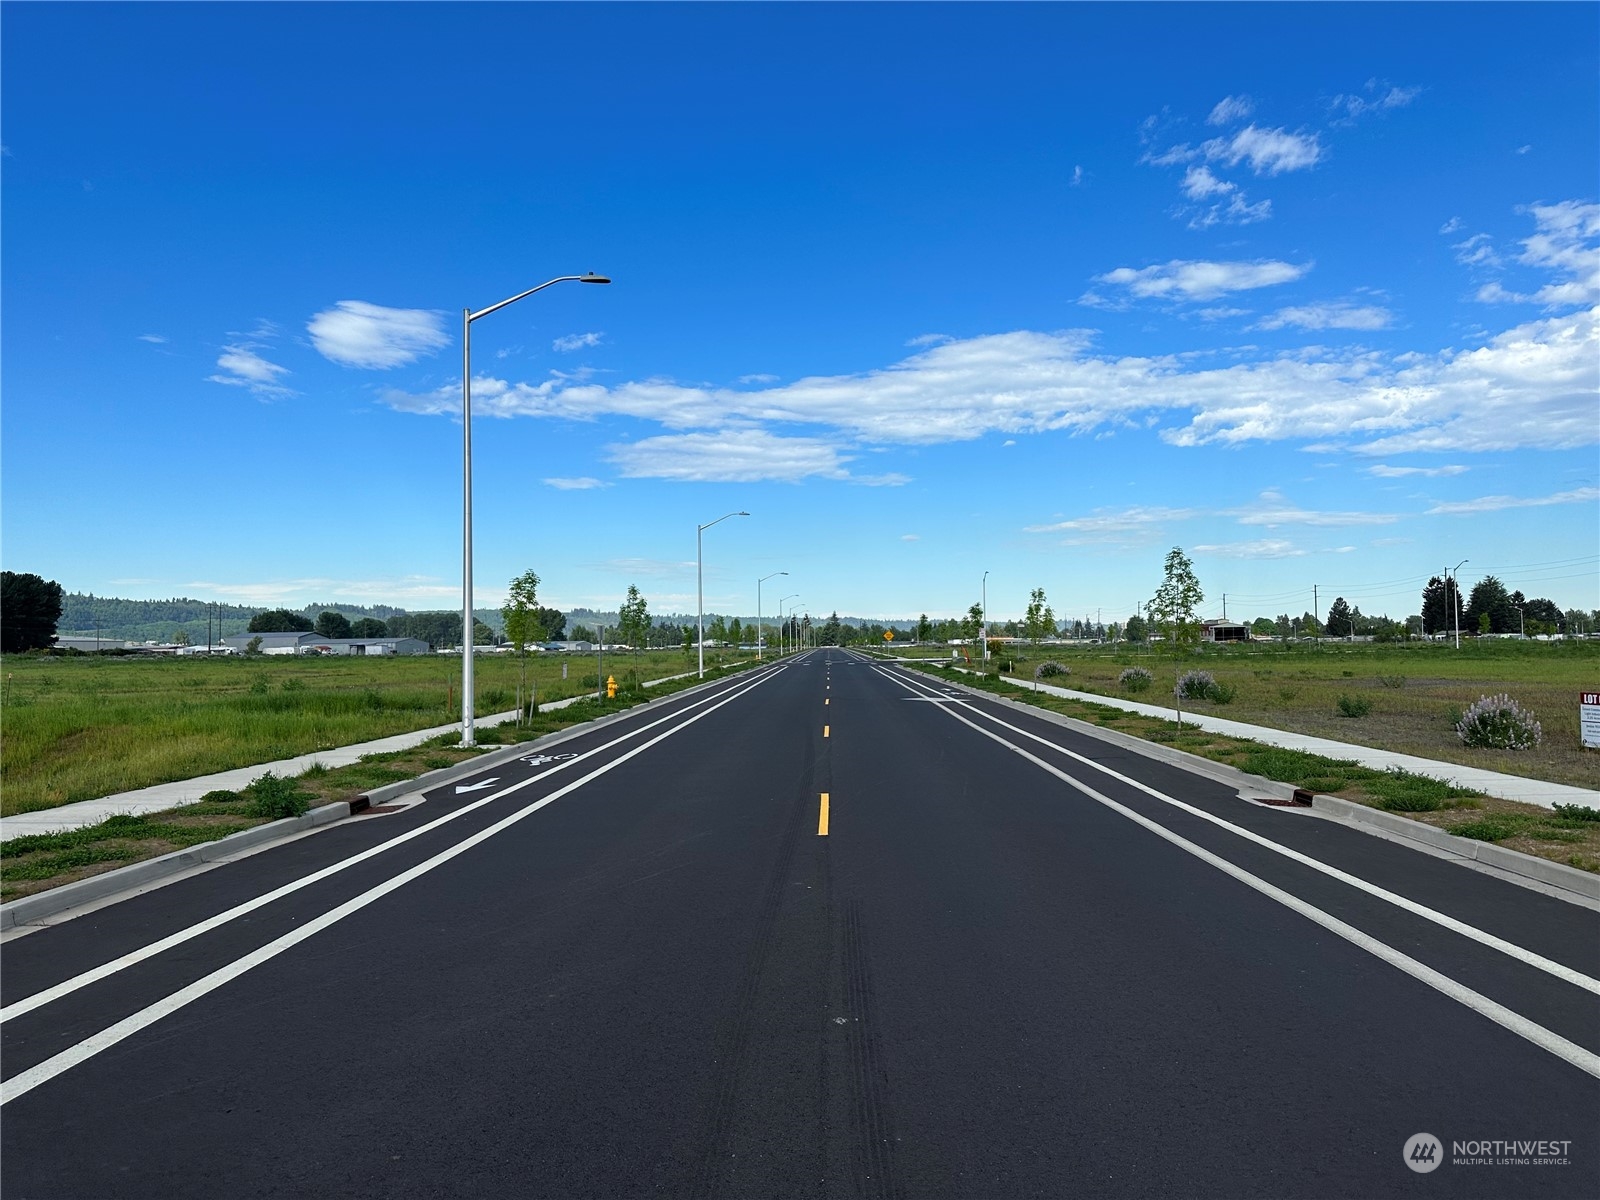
[1, 659, 772, 931]
[1, 801, 351, 931]
[916, 665, 1600, 906]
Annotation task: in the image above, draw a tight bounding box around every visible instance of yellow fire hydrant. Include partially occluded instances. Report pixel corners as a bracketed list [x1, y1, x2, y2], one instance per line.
[606, 674, 617, 699]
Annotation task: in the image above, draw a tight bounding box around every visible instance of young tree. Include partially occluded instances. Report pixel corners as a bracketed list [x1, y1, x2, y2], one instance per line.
[916, 613, 933, 643]
[961, 603, 984, 641]
[1124, 614, 1147, 643]
[708, 615, 729, 644]
[1023, 587, 1051, 642]
[1326, 597, 1354, 639]
[501, 569, 545, 720]
[1148, 547, 1204, 649]
[618, 585, 650, 649]
[314, 610, 354, 639]
[1, 569, 65, 652]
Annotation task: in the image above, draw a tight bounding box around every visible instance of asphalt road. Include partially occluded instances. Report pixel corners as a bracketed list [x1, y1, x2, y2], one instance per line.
[3, 649, 1597, 1199]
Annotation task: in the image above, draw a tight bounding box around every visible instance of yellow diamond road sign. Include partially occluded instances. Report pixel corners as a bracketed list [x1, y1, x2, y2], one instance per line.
[883, 630, 894, 640]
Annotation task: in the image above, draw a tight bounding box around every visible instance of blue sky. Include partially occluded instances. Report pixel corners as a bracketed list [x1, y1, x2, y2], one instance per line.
[3, 3, 1596, 626]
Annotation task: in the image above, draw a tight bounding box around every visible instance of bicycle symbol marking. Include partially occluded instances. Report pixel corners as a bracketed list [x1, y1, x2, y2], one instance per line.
[521, 752, 579, 767]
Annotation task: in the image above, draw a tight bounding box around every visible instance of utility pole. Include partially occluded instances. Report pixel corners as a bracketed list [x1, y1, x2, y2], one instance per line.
[1313, 585, 1319, 643]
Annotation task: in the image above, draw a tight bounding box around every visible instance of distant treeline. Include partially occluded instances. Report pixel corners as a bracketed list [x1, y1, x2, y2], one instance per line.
[57, 593, 507, 643]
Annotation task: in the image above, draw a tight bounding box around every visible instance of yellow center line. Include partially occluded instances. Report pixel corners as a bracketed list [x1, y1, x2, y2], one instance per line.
[825, 697, 830, 706]
[823, 725, 830, 737]
[818, 793, 830, 836]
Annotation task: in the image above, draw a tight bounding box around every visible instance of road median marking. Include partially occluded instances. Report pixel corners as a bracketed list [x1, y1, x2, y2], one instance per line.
[823, 724, 830, 737]
[818, 793, 830, 836]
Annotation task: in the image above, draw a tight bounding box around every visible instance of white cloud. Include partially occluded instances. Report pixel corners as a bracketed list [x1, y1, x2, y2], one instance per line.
[138, 334, 167, 344]
[1201, 124, 1323, 175]
[1439, 217, 1463, 235]
[1071, 165, 1085, 187]
[1256, 303, 1393, 331]
[1188, 193, 1273, 229]
[1193, 539, 1307, 559]
[738, 373, 779, 384]
[906, 333, 951, 347]
[900, 534, 920, 542]
[1096, 259, 1310, 302]
[1232, 491, 1398, 527]
[1364, 464, 1468, 478]
[1194, 306, 1250, 322]
[1466, 202, 1600, 309]
[1181, 165, 1234, 200]
[607, 429, 855, 484]
[1206, 95, 1254, 126]
[1454, 233, 1502, 269]
[208, 344, 292, 397]
[308, 301, 448, 369]
[1331, 82, 1421, 122]
[1517, 145, 1532, 155]
[182, 575, 457, 606]
[1001, 438, 1017, 446]
[1425, 486, 1600, 516]
[543, 477, 610, 490]
[553, 331, 604, 352]
[1024, 506, 1198, 546]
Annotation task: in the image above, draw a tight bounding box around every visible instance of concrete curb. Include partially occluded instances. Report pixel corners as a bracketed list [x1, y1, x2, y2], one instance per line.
[0, 660, 775, 932]
[913, 665, 1600, 906]
[1309, 794, 1600, 900]
[1, 801, 351, 931]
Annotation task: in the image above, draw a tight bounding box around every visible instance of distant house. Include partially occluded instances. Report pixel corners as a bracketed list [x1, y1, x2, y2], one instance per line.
[221, 633, 429, 656]
[1202, 620, 1251, 643]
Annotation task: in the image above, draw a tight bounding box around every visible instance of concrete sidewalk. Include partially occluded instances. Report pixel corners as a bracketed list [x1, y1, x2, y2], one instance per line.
[963, 670, 1599, 810]
[1, 661, 751, 842]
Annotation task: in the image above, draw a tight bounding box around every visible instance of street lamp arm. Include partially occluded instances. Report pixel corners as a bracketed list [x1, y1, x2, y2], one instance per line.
[699, 510, 750, 533]
[469, 274, 610, 323]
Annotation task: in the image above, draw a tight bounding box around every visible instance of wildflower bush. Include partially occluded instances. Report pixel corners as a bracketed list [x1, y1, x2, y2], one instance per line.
[1034, 662, 1069, 680]
[1118, 667, 1153, 693]
[1455, 693, 1542, 750]
[1175, 670, 1216, 701]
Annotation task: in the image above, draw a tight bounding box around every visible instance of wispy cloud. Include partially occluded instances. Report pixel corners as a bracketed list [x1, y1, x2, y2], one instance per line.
[1330, 80, 1421, 123]
[543, 477, 610, 490]
[1466, 201, 1600, 309]
[608, 429, 857, 484]
[208, 344, 292, 397]
[900, 534, 920, 542]
[1256, 302, 1392, 331]
[1023, 505, 1198, 547]
[553, 331, 604, 352]
[738, 373, 779, 384]
[1440, 217, 1463, 235]
[1364, 464, 1468, 478]
[308, 301, 448, 368]
[1206, 95, 1254, 126]
[1425, 486, 1599, 516]
[138, 334, 167, 344]
[1070, 165, 1085, 187]
[1233, 491, 1398, 527]
[182, 575, 457, 606]
[906, 333, 951, 347]
[1193, 539, 1307, 559]
[1092, 259, 1310, 303]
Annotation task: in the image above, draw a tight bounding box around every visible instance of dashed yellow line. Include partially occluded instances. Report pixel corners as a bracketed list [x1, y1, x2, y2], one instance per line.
[824, 725, 830, 738]
[818, 792, 830, 836]
[825, 698, 830, 706]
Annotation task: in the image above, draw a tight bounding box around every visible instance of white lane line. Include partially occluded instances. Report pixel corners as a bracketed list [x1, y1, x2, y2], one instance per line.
[1, 664, 786, 1026]
[871, 665, 1600, 1080]
[2, 662, 785, 1106]
[874, 666, 1600, 998]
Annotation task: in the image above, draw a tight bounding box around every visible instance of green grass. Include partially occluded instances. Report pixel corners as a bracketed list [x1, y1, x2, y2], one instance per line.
[0, 647, 736, 815]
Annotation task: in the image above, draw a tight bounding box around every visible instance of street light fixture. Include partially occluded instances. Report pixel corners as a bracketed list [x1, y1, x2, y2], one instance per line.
[757, 571, 788, 661]
[698, 511, 750, 678]
[778, 594, 799, 655]
[1449, 559, 1468, 650]
[460, 273, 609, 748]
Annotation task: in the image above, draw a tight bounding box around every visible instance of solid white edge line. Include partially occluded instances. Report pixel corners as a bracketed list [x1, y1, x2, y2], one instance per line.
[3, 660, 785, 1105]
[1, 663, 786, 1026]
[877, 664, 1600, 998]
[871, 664, 1600, 1081]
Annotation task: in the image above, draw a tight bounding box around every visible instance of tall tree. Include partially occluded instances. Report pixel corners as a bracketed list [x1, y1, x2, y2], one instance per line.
[1148, 547, 1204, 649]
[1420, 575, 1462, 637]
[1464, 575, 1515, 635]
[314, 610, 353, 639]
[728, 617, 743, 645]
[618, 585, 650, 649]
[349, 617, 389, 638]
[916, 613, 933, 642]
[1326, 597, 1354, 639]
[1, 572, 65, 652]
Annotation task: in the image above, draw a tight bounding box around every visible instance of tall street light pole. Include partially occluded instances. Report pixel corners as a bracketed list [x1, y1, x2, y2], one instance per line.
[698, 511, 749, 678]
[1449, 559, 1468, 650]
[461, 273, 609, 747]
[779, 594, 799, 656]
[757, 571, 787, 661]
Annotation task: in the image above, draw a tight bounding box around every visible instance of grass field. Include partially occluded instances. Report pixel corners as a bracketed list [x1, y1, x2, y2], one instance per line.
[891, 638, 1600, 790]
[0, 647, 741, 816]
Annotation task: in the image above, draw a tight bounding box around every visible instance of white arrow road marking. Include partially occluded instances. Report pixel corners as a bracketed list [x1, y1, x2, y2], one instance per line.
[454, 778, 500, 794]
